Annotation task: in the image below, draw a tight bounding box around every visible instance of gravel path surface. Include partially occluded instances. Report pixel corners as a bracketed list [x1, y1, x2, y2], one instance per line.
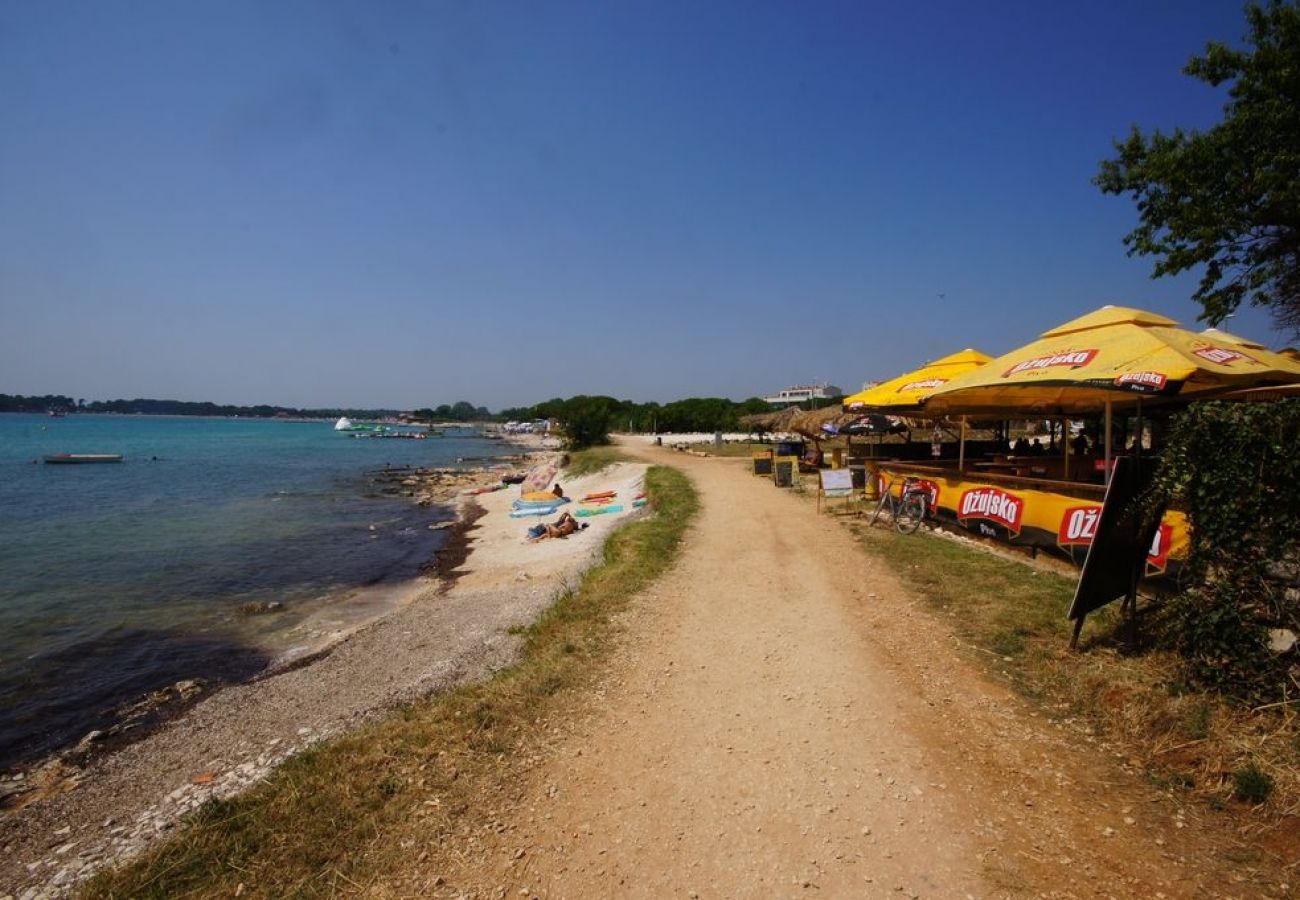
[430, 442, 1281, 899]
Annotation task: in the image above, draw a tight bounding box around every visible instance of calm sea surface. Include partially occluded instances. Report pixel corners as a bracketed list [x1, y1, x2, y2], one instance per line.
[0, 414, 509, 771]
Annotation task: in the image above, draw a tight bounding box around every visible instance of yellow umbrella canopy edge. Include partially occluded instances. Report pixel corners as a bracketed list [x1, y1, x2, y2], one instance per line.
[1039, 305, 1177, 337]
[1199, 327, 1268, 349]
[842, 348, 993, 413]
[923, 305, 1300, 417]
[1147, 325, 1300, 390]
[1194, 328, 1300, 378]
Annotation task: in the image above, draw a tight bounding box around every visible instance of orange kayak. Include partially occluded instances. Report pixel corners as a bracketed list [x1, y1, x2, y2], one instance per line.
[582, 490, 617, 501]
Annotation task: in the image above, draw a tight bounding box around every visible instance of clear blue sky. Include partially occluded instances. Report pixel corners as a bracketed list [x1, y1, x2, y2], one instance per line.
[0, 1, 1284, 410]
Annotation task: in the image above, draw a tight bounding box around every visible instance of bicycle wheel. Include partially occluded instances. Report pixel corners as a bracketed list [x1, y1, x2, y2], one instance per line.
[894, 493, 926, 534]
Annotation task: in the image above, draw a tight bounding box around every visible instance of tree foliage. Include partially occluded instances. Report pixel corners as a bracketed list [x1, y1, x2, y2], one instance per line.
[0, 393, 403, 419]
[504, 394, 775, 438]
[1095, 1, 1300, 333]
[1146, 399, 1300, 700]
[553, 395, 620, 450]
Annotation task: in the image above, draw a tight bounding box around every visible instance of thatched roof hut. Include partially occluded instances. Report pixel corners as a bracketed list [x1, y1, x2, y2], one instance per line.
[786, 406, 859, 439]
[740, 407, 801, 433]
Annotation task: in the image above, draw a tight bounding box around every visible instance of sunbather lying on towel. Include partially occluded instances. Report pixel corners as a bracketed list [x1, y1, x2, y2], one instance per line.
[527, 511, 588, 541]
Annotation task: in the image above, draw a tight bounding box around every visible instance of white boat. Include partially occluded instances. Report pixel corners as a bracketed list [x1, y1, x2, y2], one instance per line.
[334, 416, 389, 434]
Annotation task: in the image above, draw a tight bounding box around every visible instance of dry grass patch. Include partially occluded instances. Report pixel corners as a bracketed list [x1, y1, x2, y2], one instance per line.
[692, 440, 772, 458]
[84, 464, 697, 899]
[561, 446, 626, 478]
[849, 521, 1300, 832]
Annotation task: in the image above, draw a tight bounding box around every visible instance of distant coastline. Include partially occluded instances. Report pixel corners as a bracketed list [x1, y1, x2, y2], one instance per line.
[0, 393, 406, 420]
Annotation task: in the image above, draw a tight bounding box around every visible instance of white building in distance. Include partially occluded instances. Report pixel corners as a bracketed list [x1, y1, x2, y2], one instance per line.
[762, 383, 843, 406]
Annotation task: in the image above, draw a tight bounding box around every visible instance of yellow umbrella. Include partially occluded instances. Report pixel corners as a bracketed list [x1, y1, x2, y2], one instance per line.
[924, 305, 1300, 417]
[1199, 327, 1267, 349]
[1197, 329, 1300, 373]
[843, 348, 993, 413]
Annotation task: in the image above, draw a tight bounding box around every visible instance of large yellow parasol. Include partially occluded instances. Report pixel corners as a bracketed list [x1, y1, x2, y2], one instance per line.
[842, 348, 993, 414]
[924, 306, 1300, 417]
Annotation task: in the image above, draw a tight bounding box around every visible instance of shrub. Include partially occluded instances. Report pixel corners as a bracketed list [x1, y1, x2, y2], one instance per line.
[1231, 761, 1274, 804]
[1147, 399, 1300, 701]
[554, 395, 618, 449]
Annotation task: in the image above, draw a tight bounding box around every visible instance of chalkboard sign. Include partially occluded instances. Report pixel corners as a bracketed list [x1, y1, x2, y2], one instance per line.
[752, 453, 774, 476]
[820, 469, 853, 493]
[818, 467, 855, 513]
[1069, 456, 1163, 622]
[773, 456, 796, 487]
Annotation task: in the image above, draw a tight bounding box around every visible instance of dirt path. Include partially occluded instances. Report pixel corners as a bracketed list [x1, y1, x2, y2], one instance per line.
[441, 445, 1283, 899]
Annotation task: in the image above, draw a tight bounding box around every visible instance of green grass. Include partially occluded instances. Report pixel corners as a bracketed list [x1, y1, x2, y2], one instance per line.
[850, 521, 1299, 819]
[85, 464, 698, 899]
[563, 445, 627, 477]
[853, 524, 1087, 653]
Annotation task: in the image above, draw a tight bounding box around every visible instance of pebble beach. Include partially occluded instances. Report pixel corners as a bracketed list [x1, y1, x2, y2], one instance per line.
[0, 440, 649, 899]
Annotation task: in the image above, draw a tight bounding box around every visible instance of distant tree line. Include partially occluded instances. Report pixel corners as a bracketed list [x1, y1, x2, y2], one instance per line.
[500, 395, 777, 450]
[0, 394, 401, 420]
[506, 395, 774, 434]
[408, 401, 493, 423]
[3, 392, 801, 441]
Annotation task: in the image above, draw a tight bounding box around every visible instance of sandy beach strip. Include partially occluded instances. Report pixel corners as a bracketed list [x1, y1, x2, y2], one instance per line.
[0, 454, 649, 899]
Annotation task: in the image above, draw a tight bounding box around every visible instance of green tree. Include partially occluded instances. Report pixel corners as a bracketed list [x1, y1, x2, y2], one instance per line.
[449, 401, 477, 421]
[1095, 1, 1300, 332]
[531, 397, 567, 421]
[554, 395, 618, 449]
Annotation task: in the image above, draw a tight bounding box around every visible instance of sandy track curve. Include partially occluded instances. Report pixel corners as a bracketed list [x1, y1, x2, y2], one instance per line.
[449, 445, 1270, 899]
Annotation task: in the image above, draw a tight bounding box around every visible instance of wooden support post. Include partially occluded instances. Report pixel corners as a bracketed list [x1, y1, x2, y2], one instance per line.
[1062, 416, 1070, 480]
[1103, 398, 1113, 486]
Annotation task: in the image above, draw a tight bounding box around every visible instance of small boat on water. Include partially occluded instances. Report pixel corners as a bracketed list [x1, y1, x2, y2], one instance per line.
[334, 416, 390, 434]
[43, 453, 123, 464]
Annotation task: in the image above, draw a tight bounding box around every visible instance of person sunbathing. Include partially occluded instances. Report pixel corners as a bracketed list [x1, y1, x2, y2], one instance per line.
[528, 511, 587, 541]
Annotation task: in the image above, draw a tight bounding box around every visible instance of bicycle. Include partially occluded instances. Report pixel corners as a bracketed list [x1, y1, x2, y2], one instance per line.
[869, 475, 929, 534]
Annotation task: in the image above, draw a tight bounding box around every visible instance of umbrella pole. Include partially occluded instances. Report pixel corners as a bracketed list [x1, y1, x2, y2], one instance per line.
[958, 416, 967, 473]
[1062, 416, 1069, 480]
[1134, 398, 1143, 460]
[1104, 398, 1113, 486]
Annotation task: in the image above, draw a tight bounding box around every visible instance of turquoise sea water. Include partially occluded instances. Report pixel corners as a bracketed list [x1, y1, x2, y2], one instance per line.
[0, 414, 508, 771]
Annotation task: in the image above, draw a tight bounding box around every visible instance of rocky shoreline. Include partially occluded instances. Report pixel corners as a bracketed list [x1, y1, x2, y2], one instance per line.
[0, 447, 650, 900]
[0, 450, 546, 816]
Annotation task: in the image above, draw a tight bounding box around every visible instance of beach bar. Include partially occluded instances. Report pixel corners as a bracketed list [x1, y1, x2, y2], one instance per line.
[859, 306, 1300, 582]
